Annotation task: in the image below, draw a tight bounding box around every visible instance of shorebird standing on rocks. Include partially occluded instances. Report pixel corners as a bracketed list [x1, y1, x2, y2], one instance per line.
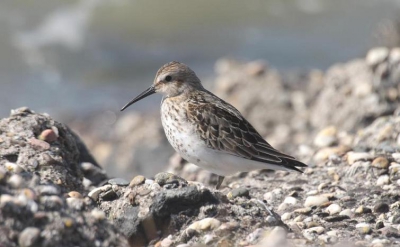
[121, 61, 307, 189]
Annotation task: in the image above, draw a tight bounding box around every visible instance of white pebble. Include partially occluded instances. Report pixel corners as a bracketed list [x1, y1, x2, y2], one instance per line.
[8, 174, 23, 188]
[356, 223, 371, 234]
[376, 175, 390, 186]
[325, 204, 342, 215]
[304, 196, 328, 207]
[188, 218, 221, 231]
[91, 208, 106, 220]
[366, 47, 389, 66]
[283, 196, 297, 205]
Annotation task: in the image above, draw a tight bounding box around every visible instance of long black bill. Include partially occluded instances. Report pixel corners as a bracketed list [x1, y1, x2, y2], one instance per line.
[120, 86, 156, 111]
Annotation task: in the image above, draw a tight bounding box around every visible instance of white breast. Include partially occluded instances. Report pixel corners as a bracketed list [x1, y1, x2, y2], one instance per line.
[161, 99, 288, 176]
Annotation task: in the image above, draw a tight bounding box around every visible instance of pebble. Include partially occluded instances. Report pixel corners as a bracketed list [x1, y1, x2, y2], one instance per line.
[68, 191, 83, 199]
[314, 146, 349, 163]
[203, 234, 214, 245]
[303, 227, 325, 240]
[283, 196, 297, 205]
[339, 209, 353, 217]
[392, 153, 400, 162]
[129, 175, 146, 187]
[374, 202, 389, 213]
[88, 185, 111, 201]
[304, 196, 329, 207]
[0, 194, 15, 207]
[66, 197, 84, 210]
[325, 203, 341, 215]
[246, 228, 265, 243]
[355, 206, 372, 214]
[155, 172, 187, 186]
[371, 157, 389, 169]
[356, 223, 371, 234]
[8, 174, 23, 188]
[294, 207, 312, 214]
[376, 175, 390, 186]
[390, 47, 400, 64]
[227, 187, 250, 199]
[281, 212, 292, 221]
[38, 129, 58, 143]
[18, 227, 41, 247]
[91, 208, 106, 220]
[108, 178, 129, 186]
[29, 138, 50, 150]
[346, 152, 373, 165]
[366, 47, 389, 67]
[325, 215, 349, 222]
[188, 218, 221, 231]
[38, 185, 59, 195]
[314, 126, 337, 147]
[4, 162, 24, 173]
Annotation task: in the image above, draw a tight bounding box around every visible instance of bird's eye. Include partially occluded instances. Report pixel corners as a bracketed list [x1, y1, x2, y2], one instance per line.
[165, 75, 172, 82]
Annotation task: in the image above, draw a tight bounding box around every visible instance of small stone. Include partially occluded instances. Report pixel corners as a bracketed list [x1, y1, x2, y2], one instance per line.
[29, 138, 50, 150]
[188, 218, 221, 232]
[283, 196, 297, 205]
[339, 209, 353, 217]
[281, 212, 292, 221]
[68, 191, 83, 199]
[155, 172, 187, 186]
[8, 174, 23, 188]
[325, 203, 341, 215]
[389, 48, 400, 64]
[227, 187, 250, 199]
[325, 215, 350, 222]
[374, 202, 389, 213]
[371, 157, 389, 169]
[38, 129, 58, 143]
[101, 190, 117, 201]
[294, 207, 312, 214]
[314, 146, 349, 163]
[375, 221, 385, 229]
[0, 194, 15, 207]
[4, 162, 24, 173]
[314, 126, 337, 147]
[108, 178, 129, 186]
[246, 228, 265, 243]
[91, 208, 106, 220]
[18, 227, 41, 247]
[356, 223, 371, 234]
[366, 47, 389, 67]
[304, 196, 329, 207]
[376, 175, 390, 186]
[38, 185, 59, 195]
[356, 206, 372, 214]
[303, 227, 325, 240]
[88, 185, 111, 201]
[346, 152, 373, 165]
[64, 218, 74, 228]
[66, 197, 84, 210]
[392, 153, 400, 162]
[129, 175, 146, 187]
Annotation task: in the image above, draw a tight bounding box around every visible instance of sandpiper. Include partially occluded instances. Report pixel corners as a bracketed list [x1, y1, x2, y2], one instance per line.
[121, 61, 307, 189]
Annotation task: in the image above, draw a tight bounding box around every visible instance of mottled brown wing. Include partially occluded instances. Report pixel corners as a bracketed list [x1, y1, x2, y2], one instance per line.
[186, 95, 306, 172]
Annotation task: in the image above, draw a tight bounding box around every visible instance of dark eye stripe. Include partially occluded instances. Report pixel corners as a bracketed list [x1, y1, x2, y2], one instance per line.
[165, 75, 172, 82]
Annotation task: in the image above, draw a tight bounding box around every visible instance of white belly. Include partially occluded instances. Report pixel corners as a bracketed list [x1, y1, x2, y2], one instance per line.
[161, 100, 288, 176]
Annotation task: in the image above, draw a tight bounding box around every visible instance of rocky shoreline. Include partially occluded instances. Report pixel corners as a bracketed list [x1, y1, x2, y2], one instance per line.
[1, 47, 400, 246]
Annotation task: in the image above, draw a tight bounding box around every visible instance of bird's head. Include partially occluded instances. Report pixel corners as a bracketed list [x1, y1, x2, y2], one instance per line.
[121, 61, 203, 111]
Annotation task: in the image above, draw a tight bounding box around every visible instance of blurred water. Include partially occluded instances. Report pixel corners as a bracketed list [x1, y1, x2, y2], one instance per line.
[0, 0, 399, 119]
